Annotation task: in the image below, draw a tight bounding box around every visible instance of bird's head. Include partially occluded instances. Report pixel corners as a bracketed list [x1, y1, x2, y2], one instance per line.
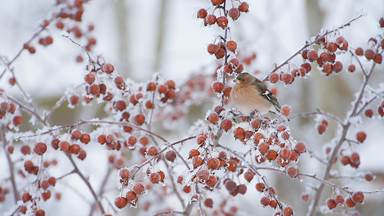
[235, 72, 255, 85]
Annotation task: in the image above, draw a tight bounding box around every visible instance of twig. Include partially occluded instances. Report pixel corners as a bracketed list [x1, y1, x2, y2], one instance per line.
[263, 14, 364, 81]
[66, 154, 106, 215]
[1, 126, 19, 203]
[307, 50, 379, 216]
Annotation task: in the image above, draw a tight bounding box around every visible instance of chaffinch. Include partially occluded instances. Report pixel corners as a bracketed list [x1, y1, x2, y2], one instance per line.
[229, 72, 281, 115]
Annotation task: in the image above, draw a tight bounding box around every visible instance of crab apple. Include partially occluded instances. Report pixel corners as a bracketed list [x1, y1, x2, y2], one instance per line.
[340, 155, 351, 165]
[80, 133, 90, 144]
[287, 166, 298, 178]
[345, 198, 356, 208]
[206, 175, 218, 188]
[308, 50, 318, 62]
[189, 149, 200, 158]
[206, 14, 217, 25]
[207, 44, 219, 55]
[238, 2, 249, 12]
[374, 54, 383, 64]
[165, 150, 176, 162]
[327, 199, 337, 209]
[22, 192, 32, 202]
[147, 146, 158, 156]
[365, 49, 375, 60]
[380, 17, 384, 27]
[244, 170, 255, 182]
[146, 82, 157, 91]
[260, 196, 270, 206]
[283, 207, 293, 216]
[207, 112, 219, 124]
[352, 192, 364, 203]
[35, 209, 45, 216]
[225, 180, 237, 194]
[78, 149, 87, 160]
[21, 145, 31, 155]
[237, 184, 247, 195]
[207, 158, 220, 170]
[102, 63, 114, 74]
[34, 142, 47, 155]
[294, 142, 306, 154]
[150, 173, 160, 184]
[269, 73, 279, 83]
[216, 16, 228, 29]
[197, 8, 207, 19]
[355, 47, 364, 56]
[266, 150, 278, 161]
[356, 131, 367, 143]
[84, 73, 95, 84]
[119, 168, 130, 179]
[280, 105, 291, 117]
[255, 182, 265, 192]
[333, 61, 343, 72]
[220, 119, 233, 132]
[326, 42, 338, 52]
[134, 114, 145, 125]
[183, 185, 191, 193]
[196, 134, 207, 145]
[215, 48, 225, 59]
[114, 197, 128, 209]
[234, 127, 246, 140]
[226, 40, 237, 52]
[317, 124, 327, 135]
[133, 183, 145, 195]
[204, 198, 213, 208]
[69, 144, 81, 154]
[229, 8, 240, 20]
[365, 173, 374, 182]
[348, 64, 356, 72]
[258, 143, 269, 155]
[212, 82, 224, 93]
[335, 195, 344, 204]
[126, 191, 137, 203]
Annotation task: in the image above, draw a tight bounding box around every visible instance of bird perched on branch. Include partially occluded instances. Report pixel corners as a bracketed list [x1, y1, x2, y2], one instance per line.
[229, 72, 281, 115]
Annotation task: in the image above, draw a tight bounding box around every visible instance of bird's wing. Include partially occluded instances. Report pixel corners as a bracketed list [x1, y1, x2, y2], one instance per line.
[252, 79, 281, 112]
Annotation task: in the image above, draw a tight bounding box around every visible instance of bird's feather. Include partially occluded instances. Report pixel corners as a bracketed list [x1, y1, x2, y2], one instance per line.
[252, 79, 281, 112]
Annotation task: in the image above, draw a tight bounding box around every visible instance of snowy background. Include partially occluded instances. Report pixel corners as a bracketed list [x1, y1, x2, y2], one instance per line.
[1, 0, 384, 215]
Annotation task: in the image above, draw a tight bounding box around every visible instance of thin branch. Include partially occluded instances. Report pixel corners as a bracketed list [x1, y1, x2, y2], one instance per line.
[1, 126, 18, 203]
[264, 14, 364, 81]
[66, 154, 106, 215]
[307, 52, 378, 216]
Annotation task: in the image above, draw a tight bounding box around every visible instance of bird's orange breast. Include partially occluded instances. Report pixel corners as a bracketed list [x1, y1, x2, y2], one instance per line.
[230, 84, 272, 114]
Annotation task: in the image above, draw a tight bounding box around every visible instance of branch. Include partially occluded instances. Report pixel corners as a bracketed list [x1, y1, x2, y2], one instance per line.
[1, 126, 18, 203]
[307, 52, 379, 216]
[264, 14, 364, 81]
[66, 154, 106, 215]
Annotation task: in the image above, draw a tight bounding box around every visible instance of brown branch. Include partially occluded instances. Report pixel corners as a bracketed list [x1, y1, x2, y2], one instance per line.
[1, 126, 19, 203]
[263, 14, 363, 81]
[66, 154, 106, 215]
[0, 14, 59, 80]
[88, 167, 113, 216]
[307, 53, 379, 216]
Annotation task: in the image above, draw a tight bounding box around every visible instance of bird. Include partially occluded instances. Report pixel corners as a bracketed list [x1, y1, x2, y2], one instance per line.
[229, 72, 281, 116]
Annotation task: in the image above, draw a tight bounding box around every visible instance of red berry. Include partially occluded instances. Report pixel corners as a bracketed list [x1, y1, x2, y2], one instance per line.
[115, 197, 128, 209]
[220, 119, 233, 132]
[348, 64, 356, 73]
[204, 198, 213, 208]
[238, 2, 249, 12]
[197, 8, 207, 19]
[165, 150, 176, 162]
[226, 40, 237, 52]
[327, 199, 337, 209]
[134, 114, 145, 125]
[287, 166, 298, 178]
[355, 47, 364, 56]
[229, 8, 240, 20]
[34, 142, 47, 155]
[294, 142, 306, 154]
[207, 112, 219, 124]
[216, 16, 228, 29]
[281, 105, 291, 117]
[351, 191, 364, 203]
[102, 63, 114, 74]
[356, 131, 367, 143]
